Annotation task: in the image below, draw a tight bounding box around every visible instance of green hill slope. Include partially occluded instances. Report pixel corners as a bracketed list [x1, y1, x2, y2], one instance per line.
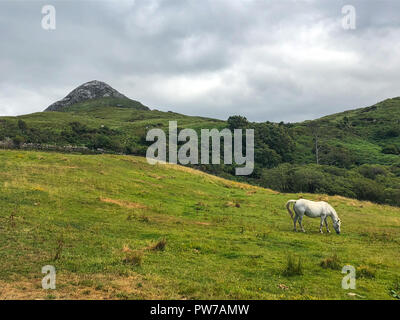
[292, 97, 400, 165]
[0, 95, 399, 206]
[0, 97, 224, 155]
[1, 150, 399, 299]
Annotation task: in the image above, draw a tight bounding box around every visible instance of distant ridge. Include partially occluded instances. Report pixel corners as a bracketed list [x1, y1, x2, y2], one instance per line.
[44, 80, 148, 111]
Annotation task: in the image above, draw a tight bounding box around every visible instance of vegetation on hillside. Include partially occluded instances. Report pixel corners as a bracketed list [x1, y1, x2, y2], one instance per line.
[0, 96, 399, 206]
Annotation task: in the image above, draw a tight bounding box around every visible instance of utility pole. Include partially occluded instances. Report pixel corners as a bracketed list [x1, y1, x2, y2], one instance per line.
[315, 133, 320, 165]
[308, 122, 321, 165]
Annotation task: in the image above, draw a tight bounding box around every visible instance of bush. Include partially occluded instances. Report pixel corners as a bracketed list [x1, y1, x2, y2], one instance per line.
[358, 165, 387, 180]
[260, 164, 292, 192]
[291, 166, 326, 193]
[320, 145, 354, 168]
[283, 255, 303, 276]
[350, 177, 385, 203]
[375, 128, 400, 139]
[382, 144, 400, 155]
[384, 188, 400, 206]
[12, 135, 25, 148]
[18, 119, 28, 132]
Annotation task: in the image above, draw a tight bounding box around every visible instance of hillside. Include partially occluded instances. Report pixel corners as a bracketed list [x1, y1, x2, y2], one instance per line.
[0, 82, 399, 206]
[0, 150, 399, 300]
[292, 97, 400, 165]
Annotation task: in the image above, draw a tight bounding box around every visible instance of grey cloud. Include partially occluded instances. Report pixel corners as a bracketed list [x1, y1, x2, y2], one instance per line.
[0, 0, 400, 122]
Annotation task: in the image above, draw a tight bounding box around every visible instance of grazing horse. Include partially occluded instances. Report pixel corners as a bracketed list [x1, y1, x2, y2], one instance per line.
[286, 199, 341, 234]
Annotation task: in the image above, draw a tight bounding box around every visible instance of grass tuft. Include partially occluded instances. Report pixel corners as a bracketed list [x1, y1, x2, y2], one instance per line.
[149, 238, 167, 251]
[139, 214, 150, 223]
[53, 237, 65, 261]
[389, 279, 400, 300]
[320, 254, 341, 270]
[283, 255, 303, 277]
[357, 265, 376, 279]
[122, 246, 144, 266]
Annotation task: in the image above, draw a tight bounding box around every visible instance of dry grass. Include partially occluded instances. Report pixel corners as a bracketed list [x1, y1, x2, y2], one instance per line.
[100, 197, 147, 209]
[0, 273, 169, 300]
[122, 246, 144, 266]
[193, 221, 211, 226]
[225, 201, 241, 208]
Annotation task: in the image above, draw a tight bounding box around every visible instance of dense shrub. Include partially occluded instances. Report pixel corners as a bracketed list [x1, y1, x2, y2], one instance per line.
[358, 165, 387, 180]
[382, 144, 400, 155]
[350, 177, 385, 203]
[375, 127, 400, 139]
[320, 145, 354, 168]
[260, 163, 399, 206]
[12, 135, 25, 148]
[291, 167, 326, 193]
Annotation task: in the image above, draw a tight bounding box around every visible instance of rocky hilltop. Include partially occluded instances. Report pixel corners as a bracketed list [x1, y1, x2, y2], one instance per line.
[44, 80, 147, 111]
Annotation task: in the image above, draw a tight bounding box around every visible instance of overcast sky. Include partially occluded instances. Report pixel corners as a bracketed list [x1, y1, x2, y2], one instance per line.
[0, 0, 399, 122]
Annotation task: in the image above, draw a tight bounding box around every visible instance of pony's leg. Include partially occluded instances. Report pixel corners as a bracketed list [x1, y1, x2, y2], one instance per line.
[298, 216, 305, 232]
[319, 217, 324, 233]
[293, 215, 298, 232]
[324, 217, 330, 233]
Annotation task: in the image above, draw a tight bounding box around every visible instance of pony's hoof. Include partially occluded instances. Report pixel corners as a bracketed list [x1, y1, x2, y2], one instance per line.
[327, 230, 331, 233]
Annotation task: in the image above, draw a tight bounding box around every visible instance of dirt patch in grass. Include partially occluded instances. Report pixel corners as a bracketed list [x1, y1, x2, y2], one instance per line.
[0, 272, 170, 300]
[225, 201, 241, 208]
[100, 197, 147, 209]
[246, 190, 257, 195]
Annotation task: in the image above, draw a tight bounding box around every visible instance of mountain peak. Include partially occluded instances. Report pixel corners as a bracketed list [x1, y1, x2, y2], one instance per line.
[44, 80, 130, 111]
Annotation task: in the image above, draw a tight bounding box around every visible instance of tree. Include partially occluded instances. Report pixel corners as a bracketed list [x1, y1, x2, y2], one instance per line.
[13, 135, 25, 148]
[227, 116, 249, 130]
[17, 119, 28, 133]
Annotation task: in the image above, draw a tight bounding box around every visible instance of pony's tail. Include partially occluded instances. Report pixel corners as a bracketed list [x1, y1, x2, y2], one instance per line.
[286, 200, 297, 221]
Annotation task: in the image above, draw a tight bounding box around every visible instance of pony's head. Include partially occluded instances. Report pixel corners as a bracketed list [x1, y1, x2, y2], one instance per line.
[333, 218, 341, 234]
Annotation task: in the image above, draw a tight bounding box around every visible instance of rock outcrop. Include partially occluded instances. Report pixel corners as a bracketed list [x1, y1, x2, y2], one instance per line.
[45, 80, 134, 111]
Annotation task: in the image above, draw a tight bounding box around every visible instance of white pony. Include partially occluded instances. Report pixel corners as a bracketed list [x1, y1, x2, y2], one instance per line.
[286, 199, 341, 234]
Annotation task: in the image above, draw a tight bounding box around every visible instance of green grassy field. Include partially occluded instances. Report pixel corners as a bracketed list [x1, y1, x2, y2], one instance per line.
[0, 150, 399, 300]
